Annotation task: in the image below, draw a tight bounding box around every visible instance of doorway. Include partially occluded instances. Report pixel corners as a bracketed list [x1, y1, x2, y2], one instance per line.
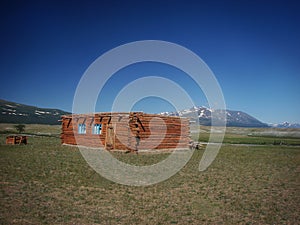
[105, 125, 114, 150]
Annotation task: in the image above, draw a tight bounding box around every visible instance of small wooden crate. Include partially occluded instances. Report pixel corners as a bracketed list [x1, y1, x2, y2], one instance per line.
[6, 136, 27, 145]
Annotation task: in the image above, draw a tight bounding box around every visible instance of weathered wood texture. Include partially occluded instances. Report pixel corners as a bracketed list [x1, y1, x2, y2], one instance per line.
[6, 136, 27, 145]
[61, 112, 190, 151]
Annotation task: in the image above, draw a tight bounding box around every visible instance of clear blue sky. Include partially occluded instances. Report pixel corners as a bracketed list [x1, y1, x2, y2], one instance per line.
[0, 0, 299, 123]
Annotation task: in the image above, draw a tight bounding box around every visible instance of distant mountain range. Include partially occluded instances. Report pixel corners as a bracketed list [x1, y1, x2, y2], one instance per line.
[160, 106, 269, 127]
[0, 99, 298, 128]
[0, 99, 69, 125]
[269, 122, 300, 128]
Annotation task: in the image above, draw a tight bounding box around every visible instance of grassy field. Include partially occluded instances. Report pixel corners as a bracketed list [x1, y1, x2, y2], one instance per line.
[0, 124, 300, 224]
[191, 126, 300, 145]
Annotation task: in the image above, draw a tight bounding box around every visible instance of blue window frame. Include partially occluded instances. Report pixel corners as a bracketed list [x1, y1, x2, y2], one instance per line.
[78, 123, 86, 134]
[92, 124, 102, 134]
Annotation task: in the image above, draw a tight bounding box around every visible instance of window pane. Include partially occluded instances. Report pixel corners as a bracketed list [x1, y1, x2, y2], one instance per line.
[93, 124, 102, 134]
[78, 124, 86, 134]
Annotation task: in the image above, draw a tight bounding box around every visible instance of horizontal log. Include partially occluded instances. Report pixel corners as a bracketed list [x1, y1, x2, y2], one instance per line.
[61, 112, 190, 150]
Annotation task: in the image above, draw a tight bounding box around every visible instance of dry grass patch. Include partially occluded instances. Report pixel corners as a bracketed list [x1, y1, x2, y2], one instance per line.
[0, 133, 299, 224]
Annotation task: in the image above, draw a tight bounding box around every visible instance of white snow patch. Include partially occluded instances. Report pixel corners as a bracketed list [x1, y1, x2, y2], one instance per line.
[36, 110, 46, 114]
[5, 104, 16, 108]
[35, 110, 51, 115]
[199, 112, 205, 118]
[18, 113, 28, 116]
[3, 108, 16, 112]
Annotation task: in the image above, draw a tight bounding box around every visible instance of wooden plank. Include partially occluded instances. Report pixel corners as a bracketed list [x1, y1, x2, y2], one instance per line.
[61, 112, 190, 150]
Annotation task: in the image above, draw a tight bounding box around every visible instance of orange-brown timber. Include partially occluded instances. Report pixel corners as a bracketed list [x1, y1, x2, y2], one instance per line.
[61, 112, 190, 151]
[6, 136, 27, 145]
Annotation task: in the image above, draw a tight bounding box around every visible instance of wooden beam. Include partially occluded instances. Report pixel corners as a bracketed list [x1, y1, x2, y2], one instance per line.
[67, 118, 72, 128]
[90, 117, 94, 126]
[137, 118, 145, 131]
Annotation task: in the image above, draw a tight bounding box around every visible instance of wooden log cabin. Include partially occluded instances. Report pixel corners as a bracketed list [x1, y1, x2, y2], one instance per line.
[61, 112, 190, 151]
[6, 135, 27, 145]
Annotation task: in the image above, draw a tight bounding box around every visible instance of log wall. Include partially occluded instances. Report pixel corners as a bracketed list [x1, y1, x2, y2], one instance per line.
[6, 136, 27, 145]
[61, 112, 190, 151]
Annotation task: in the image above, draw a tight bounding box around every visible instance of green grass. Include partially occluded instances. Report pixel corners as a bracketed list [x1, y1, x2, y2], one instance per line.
[195, 132, 300, 145]
[0, 123, 61, 137]
[1, 127, 300, 224]
[191, 126, 300, 145]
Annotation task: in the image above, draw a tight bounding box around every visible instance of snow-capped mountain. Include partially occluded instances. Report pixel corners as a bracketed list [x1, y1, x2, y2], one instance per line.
[160, 106, 269, 127]
[1, 99, 296, 128]
[0, 99, 69, 125]
[270, 122, 300, 128]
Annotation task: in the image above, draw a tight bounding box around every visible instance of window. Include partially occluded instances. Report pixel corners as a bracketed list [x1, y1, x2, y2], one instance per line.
[92, 124, 102, 134]
[78, 124, 86, 134]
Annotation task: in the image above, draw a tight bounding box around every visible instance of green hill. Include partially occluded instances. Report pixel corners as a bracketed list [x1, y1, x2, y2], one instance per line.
[0, 99, 70, 125]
